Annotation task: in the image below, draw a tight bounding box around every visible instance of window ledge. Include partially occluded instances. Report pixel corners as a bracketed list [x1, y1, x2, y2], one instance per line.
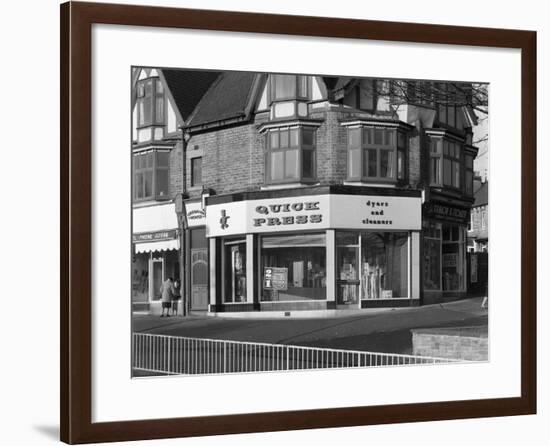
[261, 182, 320, 191]
[343, 181, 397, 188]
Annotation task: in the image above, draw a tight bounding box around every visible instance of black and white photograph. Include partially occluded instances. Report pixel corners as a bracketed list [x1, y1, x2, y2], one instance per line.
[131, 68, 489, 377]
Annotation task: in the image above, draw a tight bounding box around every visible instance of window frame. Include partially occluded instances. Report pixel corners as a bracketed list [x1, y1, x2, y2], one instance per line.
[265, 125, 317, 185]
[346, 126, 408, 184]
[190, 156, 203, 188]
[429, 136, 465, 192]
[136, 77, 166, 130]
[269, 74, 310, 103]
[132, 149, 171, 202]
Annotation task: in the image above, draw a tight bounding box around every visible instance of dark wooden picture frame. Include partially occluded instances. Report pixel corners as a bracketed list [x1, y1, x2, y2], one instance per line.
[60, 1, 536, 443]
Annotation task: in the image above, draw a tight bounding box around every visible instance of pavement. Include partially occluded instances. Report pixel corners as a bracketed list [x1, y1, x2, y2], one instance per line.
[132, 297, 488, 354]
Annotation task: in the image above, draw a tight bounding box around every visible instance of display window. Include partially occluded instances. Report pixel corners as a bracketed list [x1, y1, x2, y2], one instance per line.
[132, 253, 149, 303]
[336, 231, 409, 303]
[442, 224, 466, 291]
[260, 233, 326, 301]
[423, 223, 442, 290]
[423, 222, 466, 292]
[361, 232, 408, 299]
[223, 240, 247, 303]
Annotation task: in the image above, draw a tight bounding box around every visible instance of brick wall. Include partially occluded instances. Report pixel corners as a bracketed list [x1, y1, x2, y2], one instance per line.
[169, 140, 184, 198]
[187, 124, 264, 198]
[182, 106, 428, 197]
[411, 327, 488, 361]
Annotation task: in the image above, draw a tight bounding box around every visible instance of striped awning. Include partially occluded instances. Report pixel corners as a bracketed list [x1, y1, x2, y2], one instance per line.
[135, 239, 179, 253]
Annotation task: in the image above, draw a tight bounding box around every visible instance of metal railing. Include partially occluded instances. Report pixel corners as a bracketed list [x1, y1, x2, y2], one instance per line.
[132, 332, 459, 375]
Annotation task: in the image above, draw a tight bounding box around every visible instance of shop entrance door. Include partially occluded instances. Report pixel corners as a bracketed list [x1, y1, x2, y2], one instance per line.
[151, 258, 163, 301]
[190, 248, 208, 310]
[336, 245, 360, 309]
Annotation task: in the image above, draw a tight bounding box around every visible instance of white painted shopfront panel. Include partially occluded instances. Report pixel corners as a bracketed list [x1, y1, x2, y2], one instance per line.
[206, 194, 421, 237]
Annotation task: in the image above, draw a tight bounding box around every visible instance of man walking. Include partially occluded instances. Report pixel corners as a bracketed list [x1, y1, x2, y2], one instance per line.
[160, 277, 175, 317]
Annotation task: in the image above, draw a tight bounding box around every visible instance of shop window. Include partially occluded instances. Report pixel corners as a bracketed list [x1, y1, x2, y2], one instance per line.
[265, 126, 316, 184]
[347, 127, 408, 183]
[429, 137, 463, 190]
[261, 233, 326, 301]
[132, 255, 149, 303]
[191, 156, 202, 187]
[223, 240, 247, 303]
[423, 223, 441, 290]
[361, 232, 409, 299]
[442, 224, 466, 291]
[133, 150, 170, 201]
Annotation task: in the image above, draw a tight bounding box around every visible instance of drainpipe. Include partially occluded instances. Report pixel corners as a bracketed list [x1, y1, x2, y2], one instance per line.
[176, 127, 191, 316]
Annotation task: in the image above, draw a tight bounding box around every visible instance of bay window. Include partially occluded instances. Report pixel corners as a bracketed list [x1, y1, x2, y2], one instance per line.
[137, 77, 165, 127]
[135, 76, 166, 143]
[265, 126, 316, 184]
[429, 137, 463, 190]
[133, 150, 170, 201]
[271, 74, 309, 102]
[347, 126, 408, 183]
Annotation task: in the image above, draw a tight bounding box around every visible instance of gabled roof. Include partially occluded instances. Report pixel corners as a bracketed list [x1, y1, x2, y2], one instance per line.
[187, 71, 259, 128]
[473, 181, 488, 207]
[161, 69, 221, 122]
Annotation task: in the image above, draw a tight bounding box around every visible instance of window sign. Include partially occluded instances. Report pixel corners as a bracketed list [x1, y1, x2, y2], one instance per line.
[263, 267, 288, 291]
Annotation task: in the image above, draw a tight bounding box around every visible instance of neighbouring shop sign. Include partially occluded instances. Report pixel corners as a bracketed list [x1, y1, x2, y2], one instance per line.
[424, 202, 470, 225]
[184, 200, 206, 227]
[133, 229, 177, 242]
[263, 267, 288, 291]
[206, 194, 422, 237]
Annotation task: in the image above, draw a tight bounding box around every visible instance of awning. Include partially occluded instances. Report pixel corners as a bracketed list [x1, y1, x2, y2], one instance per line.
[135, 239, 179, 253]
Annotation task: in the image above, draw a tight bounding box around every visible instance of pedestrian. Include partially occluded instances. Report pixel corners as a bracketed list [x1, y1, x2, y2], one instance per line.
[159, 277, 175, 317]
[172, 279, 181, 316]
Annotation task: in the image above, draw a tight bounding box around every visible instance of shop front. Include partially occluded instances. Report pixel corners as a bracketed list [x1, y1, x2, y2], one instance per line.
[205, 186, 422, 315]
[422, 201, 470, 304]
[132, 203, 180, 314]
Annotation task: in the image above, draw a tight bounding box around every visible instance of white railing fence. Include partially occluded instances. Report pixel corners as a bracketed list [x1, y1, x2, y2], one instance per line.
[132, 332, 459, 375]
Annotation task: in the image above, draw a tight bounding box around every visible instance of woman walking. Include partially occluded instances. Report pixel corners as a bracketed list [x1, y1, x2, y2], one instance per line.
[159, 277, 175, 317]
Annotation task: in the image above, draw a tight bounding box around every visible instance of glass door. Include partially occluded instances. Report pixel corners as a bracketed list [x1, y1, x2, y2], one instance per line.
[336, 233, 360, 308]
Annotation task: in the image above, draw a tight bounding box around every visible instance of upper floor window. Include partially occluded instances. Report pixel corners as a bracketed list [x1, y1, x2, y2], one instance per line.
[136, 77, 165, 128]
[191, 156, 202, 188]
[347, 127, 407, 183]
[429, 137, 462, 190]
[270, 75, 309, 102]
[265, 126, 316, 184]
[133, 150, 170, 201]
[464, 153, 474, 196]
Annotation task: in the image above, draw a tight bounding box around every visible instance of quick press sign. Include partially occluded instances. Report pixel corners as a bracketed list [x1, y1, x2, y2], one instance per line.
[206, 194, 421, 237]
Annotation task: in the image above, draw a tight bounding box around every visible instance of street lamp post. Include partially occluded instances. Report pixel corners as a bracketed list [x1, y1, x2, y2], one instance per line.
[174, 193, 188, 316]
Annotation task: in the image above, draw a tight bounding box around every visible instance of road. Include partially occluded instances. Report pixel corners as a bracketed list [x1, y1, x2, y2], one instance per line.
[133, 297, 488, 354]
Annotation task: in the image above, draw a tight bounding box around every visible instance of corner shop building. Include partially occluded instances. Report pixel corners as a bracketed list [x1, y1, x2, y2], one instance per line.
[205, 186, 422, 314]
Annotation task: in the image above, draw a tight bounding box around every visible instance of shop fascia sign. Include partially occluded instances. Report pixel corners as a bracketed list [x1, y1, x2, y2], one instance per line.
[133, 229, 177, 242]
[424, 202, 469, 224]
[206, 194, 421, 237]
